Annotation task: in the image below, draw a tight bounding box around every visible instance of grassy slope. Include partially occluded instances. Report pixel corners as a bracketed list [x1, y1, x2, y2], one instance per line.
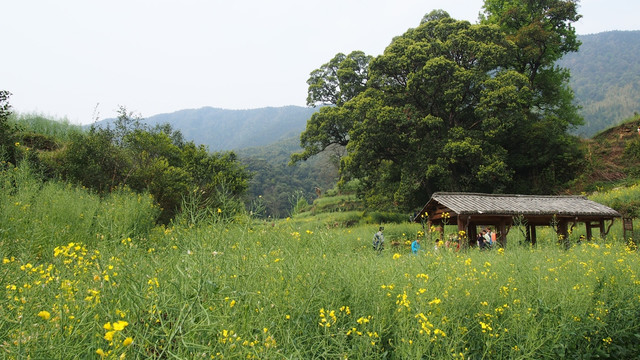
[571, 115, 640, 193]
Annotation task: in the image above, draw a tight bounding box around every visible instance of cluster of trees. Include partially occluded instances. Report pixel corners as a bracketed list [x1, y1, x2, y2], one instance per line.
[0, 99, 251, 224]
[293, 0, 585, 212]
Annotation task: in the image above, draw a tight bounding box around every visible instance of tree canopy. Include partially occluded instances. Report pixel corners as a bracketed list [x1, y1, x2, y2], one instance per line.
[294, 1, 584, 211]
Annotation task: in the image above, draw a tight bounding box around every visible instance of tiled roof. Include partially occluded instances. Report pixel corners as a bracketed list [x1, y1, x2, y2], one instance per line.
[429, 192, 620, 217]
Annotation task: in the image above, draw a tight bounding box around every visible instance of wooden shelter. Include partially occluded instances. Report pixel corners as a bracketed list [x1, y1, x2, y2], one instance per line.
[413, 192, 621, 248]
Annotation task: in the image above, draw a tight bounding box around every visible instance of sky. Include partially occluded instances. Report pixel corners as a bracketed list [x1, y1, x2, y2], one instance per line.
[3, 1, 639, 125]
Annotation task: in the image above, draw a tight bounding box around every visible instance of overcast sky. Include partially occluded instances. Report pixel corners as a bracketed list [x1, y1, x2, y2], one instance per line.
[3, 0, 638, 124]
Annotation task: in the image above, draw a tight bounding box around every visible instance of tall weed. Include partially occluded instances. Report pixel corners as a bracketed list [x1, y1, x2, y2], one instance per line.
[0, 161, 157, 260]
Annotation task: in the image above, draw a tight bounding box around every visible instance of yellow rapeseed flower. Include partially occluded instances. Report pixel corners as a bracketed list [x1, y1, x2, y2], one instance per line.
[123, 337, 133, 346]
[428, 298, 441, 305]
[104, 331, 115, 341]
[113, 320, 129, 331]
[96, 348, 106, 357]
[38, 310, 51, 320]
[393, 253, 401, 260]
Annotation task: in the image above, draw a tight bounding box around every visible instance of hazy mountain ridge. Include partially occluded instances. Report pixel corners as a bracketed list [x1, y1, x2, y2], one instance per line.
[139, 106, 318, 151]
[560, 30, 640, 137]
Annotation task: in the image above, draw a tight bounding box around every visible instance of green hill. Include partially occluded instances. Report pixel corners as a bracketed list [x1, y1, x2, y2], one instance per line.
[560, 31, 640, 137]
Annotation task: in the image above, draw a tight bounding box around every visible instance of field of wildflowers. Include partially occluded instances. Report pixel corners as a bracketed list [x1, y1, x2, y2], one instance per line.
[1, 163, 640, 359]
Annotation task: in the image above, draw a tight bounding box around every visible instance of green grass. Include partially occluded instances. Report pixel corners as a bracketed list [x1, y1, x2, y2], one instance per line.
[589, 181, 640, 218]
[11, 113, 84, 142]
[311, 194, 364, 213]
[1, 166, 640, 359]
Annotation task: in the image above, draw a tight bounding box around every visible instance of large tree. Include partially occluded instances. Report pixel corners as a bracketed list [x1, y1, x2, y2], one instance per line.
[295, 4, 584, 211]
[344, 16, 526, 209]
[291, 51, 372, 164]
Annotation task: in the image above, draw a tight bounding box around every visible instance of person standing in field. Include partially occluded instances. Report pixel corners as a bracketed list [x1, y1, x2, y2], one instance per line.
[411, 237, 421, 254]
[373, 227, 385, 253]
[485, 227, 496, 248]
[476, 231, 486, 249]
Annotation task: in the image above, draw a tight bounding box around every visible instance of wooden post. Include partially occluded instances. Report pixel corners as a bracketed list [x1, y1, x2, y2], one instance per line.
[498, 220, 507, 248]
[585, 222, 593, 240]
[531, 225, 537, 246]
[623, 217, 634, 242]
[468, 223, 478, 249]
[598, 220, 605, 239]
[558, 219, 569, 249]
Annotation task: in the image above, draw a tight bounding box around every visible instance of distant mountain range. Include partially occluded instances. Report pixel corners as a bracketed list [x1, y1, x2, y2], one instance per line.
[94, 31, 639, 151]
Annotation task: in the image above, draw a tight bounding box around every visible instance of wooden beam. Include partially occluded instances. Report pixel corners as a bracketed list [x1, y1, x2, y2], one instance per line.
[531, 225, 537, 246]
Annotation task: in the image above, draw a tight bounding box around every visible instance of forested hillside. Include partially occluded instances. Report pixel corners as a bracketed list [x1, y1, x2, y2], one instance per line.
[561, 31, 640, 137]
[237, 138, 340, 217]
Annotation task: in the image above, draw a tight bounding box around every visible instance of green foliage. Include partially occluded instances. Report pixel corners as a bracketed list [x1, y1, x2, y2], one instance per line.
[0, 90, 21, 165]
[48, 109, 251, 224]
[291, 51, 371, 164]
[306, 51, 372, 107]
[59, 128, 129, 193]
[568, 116, 640, 193]
[312, 194, 364, 214]
[290, 106, 352, 163]
[289, 190, 310, 216]
[623, 137, 640, 162]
